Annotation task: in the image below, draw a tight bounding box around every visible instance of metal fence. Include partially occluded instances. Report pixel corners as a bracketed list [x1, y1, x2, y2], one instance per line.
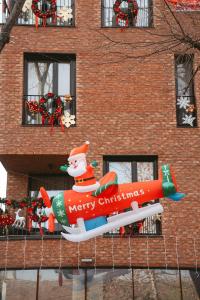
[0, 215, 161, 238]
[0, 0, 75, 26]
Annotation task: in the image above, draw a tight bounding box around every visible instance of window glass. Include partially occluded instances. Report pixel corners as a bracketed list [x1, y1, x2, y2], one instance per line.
[27, 62, 53, 95]
[0, 270, 37, 300]
[176, 58, 193, 97]
[137, 162, 154, 181]
[87, 269, 133, 300]
[38, 269, 85, 300]
[181, 270, 200, 300]
[109, 162, 132, 183]
[58, 63, 70, 95]
[134, 269, 181, 300]
[153, 269, 181, 300]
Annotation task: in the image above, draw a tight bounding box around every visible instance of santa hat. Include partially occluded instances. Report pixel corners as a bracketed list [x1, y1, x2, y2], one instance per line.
[68, 141, 90, 161]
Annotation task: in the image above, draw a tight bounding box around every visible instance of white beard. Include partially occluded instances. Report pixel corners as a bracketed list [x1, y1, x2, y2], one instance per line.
[67, 160, 87, 177]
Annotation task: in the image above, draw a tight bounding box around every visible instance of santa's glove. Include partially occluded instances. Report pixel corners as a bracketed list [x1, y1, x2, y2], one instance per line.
[91, 160, 98, 168]
[59, 164, 68, 172]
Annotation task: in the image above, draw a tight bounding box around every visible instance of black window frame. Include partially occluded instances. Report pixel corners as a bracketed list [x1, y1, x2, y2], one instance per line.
[101, 0, 154, 28]
[23, 52, 76, 126]
[175, 54, 198, 128]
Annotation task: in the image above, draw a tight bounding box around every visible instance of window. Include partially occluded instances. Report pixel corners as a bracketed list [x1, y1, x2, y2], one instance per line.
[102, 0, 153, 28]
[0, 0, 75, 26]
[1, 269, 199, 299]
[175, 54, 197, 127]
[23, 53, 76, 126]
[103, 155, 161, 235]
[0, 270, 37, 300]
[29, 174, 74, 234]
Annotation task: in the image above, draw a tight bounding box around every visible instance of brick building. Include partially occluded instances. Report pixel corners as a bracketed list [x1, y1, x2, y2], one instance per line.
[0, 0, 200, 299]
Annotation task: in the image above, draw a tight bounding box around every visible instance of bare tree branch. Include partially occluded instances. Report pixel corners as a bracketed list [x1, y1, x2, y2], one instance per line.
[0, 0, 26, 53]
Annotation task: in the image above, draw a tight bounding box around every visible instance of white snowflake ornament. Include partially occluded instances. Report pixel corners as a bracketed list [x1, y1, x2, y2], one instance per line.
[182, 114, 196, 127]
[177, 96, 190, 109]
[61, 112, 75, 128]
[22, 0, 32, 12]
[57, 7, 73, 22]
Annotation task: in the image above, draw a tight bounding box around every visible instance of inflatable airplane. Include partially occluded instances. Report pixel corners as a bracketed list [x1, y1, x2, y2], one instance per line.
[40, 164, 185, 242]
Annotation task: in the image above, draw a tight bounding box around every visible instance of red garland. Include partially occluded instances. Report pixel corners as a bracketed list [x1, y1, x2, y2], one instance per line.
[0, 214, 15, 227]
[113, 0, 138, 26]
[31, 0, 57, 27]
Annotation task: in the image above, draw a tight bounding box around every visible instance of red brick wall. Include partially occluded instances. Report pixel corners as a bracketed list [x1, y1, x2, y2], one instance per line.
[0, 0, 200, 269]
[0, 236, 199, 269]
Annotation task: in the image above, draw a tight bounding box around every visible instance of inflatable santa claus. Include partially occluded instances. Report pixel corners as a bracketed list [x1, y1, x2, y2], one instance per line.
[60, 141, 100, 193]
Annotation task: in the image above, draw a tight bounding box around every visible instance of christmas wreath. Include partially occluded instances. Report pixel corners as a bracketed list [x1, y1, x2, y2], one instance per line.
[37, 93, 64, 126]
[31, 0, 57, 26]
[113, 0, 138, 26]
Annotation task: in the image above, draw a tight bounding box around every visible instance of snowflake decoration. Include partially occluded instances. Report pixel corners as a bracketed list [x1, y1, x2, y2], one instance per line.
[182, 114, 196, 127]
[61, 112, 75, 128]
[177, 96, 190, 109]
[57, 210, 65, 218]
[22, 0, 32, 12]
[57, 7, 73, 22]
[56, 200, 63, 208]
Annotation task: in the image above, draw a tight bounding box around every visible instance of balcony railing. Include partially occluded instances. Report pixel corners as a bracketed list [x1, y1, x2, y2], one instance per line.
[101, 0, 153, 28]
[0, 213, 161, 238]
[0, 0, 75, 26]
[23, 94, 76, 125]
[0, 210, 161, 238]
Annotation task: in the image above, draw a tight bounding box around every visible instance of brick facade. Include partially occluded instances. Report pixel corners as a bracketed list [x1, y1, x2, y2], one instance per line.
[0, 0, 200, 270]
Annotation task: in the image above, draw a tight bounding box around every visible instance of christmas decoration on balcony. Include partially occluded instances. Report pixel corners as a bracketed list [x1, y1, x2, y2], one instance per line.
[182, 114, 196, 127]
[26, 93, 64, 127]
[61, 111, 76, 128]
[186, 104, 195, 113]
[113, 0, 138, 27]
[31, 0, 57, 27]
[64, 94, 73, 102]
[57, 7, 73, 23]
[166, 0, 200, 10]
[22, 0, 32, 12]
[176, 96, 196, 127]
[0, 208, 14, 227]
[177, 96, 190, 109]
[28, 205, 48, 235]
[12, 209, 26, 228]
[26, 100, 39, 114]
[0, 197, 49, 235]
[38, 93, 64, 126]
[39, 142, 185, 242]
